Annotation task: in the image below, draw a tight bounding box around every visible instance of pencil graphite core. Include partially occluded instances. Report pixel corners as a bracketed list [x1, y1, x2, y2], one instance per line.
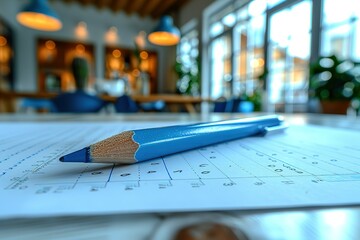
[90, 131, 138, 164]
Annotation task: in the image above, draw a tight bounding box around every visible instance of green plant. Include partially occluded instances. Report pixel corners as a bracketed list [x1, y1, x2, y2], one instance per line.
[71, 57, 89, 90]
[241, 89, 262, 112]
[309, 55, 360, 101]
[174, 57, 200, 96]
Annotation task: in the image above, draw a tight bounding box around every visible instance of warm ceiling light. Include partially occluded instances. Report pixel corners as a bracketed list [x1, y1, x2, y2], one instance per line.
[75, 44, 85, 54]
[0, 36, 7, 47]
[105, 26, 119, 44]
[75, 21, 88, 40]
[148, 16, 180, 46]
[16, 0, 62, 31]
[45, 40, 56, 50]
[140, 51, 148, 60]
[112, 49, 121, 58]
[135, 31, 146, 49]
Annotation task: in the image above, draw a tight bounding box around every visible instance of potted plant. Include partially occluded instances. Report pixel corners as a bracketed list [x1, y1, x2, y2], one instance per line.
[174, 57, 200, 96]
[71, 57, 89, 91]
[309, 55, 360, 114]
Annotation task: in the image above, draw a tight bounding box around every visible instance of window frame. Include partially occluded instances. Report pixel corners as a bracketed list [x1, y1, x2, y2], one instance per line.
[203, 0, 360, 113]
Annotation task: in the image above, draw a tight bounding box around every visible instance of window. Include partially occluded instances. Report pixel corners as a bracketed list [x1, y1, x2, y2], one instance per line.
[204, 0, 360, 113]
[267, 0, 311, 112]
[321, 0, 360, 61]
[233, 0, 266, 97]
[208, 0, 268, 100]
[210, 34, 232, 98]
[177, 22, 200, 95]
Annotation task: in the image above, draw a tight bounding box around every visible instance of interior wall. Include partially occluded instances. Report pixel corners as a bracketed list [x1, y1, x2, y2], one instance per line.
[0, 1, 166, 92]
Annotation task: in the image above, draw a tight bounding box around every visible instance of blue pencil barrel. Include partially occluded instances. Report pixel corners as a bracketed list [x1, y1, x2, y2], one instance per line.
[133, 115, 282, 162]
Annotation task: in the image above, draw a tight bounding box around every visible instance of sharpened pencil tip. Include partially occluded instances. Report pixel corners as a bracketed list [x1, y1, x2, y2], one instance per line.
[60, 147, 89, 163]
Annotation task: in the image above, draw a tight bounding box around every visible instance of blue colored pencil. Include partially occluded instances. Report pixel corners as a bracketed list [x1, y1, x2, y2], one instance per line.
[60, 115, 285, 164]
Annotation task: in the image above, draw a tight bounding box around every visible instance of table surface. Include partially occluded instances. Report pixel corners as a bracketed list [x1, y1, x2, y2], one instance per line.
[0, 91, 210, 113]
[1, 112, 360, 240]
[0, 91, 207, 102]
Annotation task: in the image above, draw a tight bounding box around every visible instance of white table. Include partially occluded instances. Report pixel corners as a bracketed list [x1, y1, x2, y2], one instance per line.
[1, 113, 360, 240]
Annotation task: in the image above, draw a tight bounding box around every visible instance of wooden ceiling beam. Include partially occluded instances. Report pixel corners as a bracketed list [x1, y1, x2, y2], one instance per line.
[79, 0, 93, 5]
[58, 0, 191, 18]
[152, 0, 176, 18]
[123, 0, 134, 14]
[162, 0, 190, 18]
[110, 0, 129, 12]
[126, 0, 147, 15]
[138, 0, 161, 17]
[171, 0, 190, 12]
[95, 0, 110, 9]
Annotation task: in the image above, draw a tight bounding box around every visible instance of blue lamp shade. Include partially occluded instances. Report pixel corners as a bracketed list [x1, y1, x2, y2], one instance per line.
[148, 16, 180, 46]
[16, 0, 62, 31]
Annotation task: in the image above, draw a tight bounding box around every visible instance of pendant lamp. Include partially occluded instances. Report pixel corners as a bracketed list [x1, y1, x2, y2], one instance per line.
[17, 0, 62, 31]
[148, 16, 180, 46]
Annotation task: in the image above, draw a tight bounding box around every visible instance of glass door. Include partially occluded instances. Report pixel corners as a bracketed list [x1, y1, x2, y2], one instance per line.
[267, 0, 312, 113]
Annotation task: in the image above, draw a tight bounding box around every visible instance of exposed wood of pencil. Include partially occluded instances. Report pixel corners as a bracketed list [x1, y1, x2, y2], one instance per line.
[90, 131, 138, 164]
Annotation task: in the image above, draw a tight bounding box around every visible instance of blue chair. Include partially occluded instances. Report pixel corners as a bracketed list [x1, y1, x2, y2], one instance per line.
[213, 97, 228, 112]
[213, 97, 240, 112]
[224, 98, 241, 112]
[139, 100, 166, 112]
[114, 95, 139, 113]
[213, 97, 254, 113]
[213, 101, 227, 112]
[52, 91, 105, 113]
[20, 98, 56, 113]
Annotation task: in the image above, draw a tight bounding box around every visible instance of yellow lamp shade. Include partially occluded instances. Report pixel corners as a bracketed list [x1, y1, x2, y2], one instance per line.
[148, 16, 180, 46]
[17, 0, 62, 31]
[148, 31, 180, 46]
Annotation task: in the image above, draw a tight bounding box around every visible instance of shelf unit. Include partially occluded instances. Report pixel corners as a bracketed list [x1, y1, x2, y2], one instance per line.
[104, 46, 158, 94]
[37, 38, 95, 92]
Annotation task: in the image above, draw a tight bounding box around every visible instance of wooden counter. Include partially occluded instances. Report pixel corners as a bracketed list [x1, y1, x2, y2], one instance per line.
[0, 91, 208, 113]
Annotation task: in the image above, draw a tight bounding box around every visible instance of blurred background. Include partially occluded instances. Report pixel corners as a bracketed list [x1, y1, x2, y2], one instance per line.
[0, 0, 360, 115]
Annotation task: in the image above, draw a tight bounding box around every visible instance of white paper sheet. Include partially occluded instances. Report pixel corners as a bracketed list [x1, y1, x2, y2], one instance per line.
[1, 121, 360, 219]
